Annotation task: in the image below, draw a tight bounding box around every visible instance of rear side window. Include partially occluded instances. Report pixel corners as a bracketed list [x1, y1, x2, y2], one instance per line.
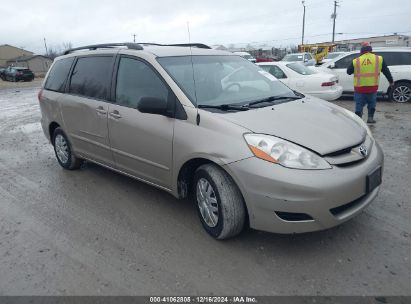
[115, 57, 169, 108]
[261, 65, 287, 79]
[69, 56, 113, 100]
[44, 57, 74, 92]
[375, 52, 411, 66]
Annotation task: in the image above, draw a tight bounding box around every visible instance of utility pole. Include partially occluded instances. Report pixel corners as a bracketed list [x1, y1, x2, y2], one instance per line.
[332, 1, 339, 43]
[43, 38, 48, 56]
[132, 34, 136, 43]
[301, 1, 306, 45]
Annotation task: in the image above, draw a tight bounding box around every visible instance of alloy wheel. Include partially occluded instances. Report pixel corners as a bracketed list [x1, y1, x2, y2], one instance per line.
[54, 134, 69, 164]
[393, 85, 411, 103]
[196, 178, 219, 227]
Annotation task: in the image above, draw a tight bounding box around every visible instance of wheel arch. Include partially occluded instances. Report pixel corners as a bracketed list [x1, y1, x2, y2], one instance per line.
[387, 79, 411, 96]
[49, 121, 61, 141]
[176, 157, 250, 228]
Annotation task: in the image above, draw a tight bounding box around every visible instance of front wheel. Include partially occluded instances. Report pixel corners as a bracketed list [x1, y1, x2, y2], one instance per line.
[52, 127, 83, 170]
[390, 82, 411, 103]
[193, 164, 246, 239]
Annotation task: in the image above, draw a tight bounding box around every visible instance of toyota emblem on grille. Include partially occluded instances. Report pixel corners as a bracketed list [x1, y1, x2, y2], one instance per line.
[359, 144, 368, 157]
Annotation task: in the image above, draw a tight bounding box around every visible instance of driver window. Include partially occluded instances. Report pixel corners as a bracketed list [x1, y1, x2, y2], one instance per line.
[334, 54, 357, 69]
[116, 57, 169, 109]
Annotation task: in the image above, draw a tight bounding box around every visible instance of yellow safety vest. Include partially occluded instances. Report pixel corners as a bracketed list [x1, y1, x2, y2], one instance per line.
[353, 53, 383, 87]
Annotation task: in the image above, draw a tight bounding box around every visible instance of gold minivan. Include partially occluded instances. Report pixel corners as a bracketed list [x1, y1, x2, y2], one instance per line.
[39, 43, 383, 239]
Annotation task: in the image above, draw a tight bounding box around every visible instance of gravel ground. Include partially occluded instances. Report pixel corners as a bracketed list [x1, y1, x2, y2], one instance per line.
[0, 84, 410, 296]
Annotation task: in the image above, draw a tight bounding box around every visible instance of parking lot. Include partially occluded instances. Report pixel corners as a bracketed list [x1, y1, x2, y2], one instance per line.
[0, 81, 410, 295]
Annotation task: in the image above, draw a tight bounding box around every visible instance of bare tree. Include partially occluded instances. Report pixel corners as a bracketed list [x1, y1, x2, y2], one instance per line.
[45, 42, 73, 59]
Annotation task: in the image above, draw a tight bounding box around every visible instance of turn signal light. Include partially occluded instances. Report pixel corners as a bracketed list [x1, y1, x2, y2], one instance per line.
[321, 82, 335, 87]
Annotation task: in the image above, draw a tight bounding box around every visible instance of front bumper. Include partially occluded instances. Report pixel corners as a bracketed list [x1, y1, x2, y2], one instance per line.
[224, 140, 384, 234]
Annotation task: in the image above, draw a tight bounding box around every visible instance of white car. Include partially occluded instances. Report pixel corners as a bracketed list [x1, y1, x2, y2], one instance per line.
[321, 52, 346, 64]
[281, 52, 316, 66]
[233, 51, 256, 63]
[257, 62, 343, 101]
[315, 48, 411, 103]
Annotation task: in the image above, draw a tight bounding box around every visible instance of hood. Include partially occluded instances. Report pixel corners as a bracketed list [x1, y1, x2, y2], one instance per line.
[218, 97, 366, 155]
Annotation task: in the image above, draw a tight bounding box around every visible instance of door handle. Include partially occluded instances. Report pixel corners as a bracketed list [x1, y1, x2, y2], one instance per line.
[109, 110, 122, 119]
[96, 106, 107, 115]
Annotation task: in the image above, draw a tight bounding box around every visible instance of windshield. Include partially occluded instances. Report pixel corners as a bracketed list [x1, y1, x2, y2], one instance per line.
[325, 53, 344, 59]
[286, 63, 315, 75]
[157, 55, 296, 107]
[282, 54, 304, 62]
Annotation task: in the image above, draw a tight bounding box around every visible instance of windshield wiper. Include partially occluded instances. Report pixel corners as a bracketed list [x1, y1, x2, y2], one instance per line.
[197, 104, 249, 111]
[247, 95, 302, 107]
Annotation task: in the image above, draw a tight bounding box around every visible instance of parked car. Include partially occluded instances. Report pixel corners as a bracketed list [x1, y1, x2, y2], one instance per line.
[39, 43, 383, 239]
[256, 56, 274, 63]
[3, 66, 35, 82]
[315, 48, 411, 102]
[281, 52, 316, 66]
[321, 51, 346, 64]
[0, 68, 6, 80]
[257, 62, 343, 101]
[233, 51, 257, 63]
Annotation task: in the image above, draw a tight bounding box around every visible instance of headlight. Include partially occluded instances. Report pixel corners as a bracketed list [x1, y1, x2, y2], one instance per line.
[244, 134, 331, 170]
[342, 108, 373, 138]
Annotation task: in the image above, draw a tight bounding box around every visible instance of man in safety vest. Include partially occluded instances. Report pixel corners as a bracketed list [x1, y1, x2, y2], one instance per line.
[347, 42, 393, 123]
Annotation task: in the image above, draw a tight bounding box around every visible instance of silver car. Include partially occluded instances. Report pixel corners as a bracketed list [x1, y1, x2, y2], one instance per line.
[39, 43, 384, 239]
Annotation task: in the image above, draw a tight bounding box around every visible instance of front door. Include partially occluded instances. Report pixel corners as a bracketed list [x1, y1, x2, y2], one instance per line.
[108, 56, 174, 189]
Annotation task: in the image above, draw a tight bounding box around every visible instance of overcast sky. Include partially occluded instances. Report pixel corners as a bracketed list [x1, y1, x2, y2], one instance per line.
[1, 0, 410, 54]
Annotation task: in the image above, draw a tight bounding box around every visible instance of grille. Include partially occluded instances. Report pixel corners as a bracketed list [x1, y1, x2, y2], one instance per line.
[330, 195, 365, 216]
[275, 211, 313, 222]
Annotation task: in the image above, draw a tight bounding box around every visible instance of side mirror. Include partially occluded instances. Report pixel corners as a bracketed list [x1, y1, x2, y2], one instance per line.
[137, 97, 171, 117]
[304, 59, 308, 63]
[328, 63, 335, 69]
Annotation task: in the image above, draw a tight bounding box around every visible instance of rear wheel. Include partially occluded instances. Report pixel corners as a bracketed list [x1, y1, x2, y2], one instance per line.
[193, 164, 246, 239]
[52, 128, 83, 170]
[390, 82, 411, 103]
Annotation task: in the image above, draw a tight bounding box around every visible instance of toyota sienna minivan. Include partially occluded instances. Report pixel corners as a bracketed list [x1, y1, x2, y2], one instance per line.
[39, 42, 384, 239]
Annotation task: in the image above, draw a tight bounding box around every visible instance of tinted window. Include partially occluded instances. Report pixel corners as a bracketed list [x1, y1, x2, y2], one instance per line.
[334, 54, 358, 69]
[45, 58, 74, 92]
[115, 57, 169, 108]
[69, 56, 112, 99]
[375, 52, 411, 66]
[261, 65, 287, 79]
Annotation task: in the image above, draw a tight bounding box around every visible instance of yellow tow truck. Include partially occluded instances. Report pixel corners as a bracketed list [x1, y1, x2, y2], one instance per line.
[298, 43, 337, 65]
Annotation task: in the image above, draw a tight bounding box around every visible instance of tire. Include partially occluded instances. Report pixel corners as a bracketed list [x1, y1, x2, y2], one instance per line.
[193, 164, 246, 239]
[390, 82, 411, 103]
[52, 127, 83, 170]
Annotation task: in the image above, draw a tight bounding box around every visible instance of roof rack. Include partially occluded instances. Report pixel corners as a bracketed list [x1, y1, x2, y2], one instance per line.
[63, 43, 143, 55]
[63, 42, 212, 55]
[137, 43, 211, 49]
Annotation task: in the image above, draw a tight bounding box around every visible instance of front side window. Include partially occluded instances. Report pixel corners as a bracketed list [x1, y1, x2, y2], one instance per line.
[158, 55, 295, 107]
[334, 54, 357, 69]
[45, 57, 75, 92]
[69, 56, 113, 100]
[286, 63, 315, 75]
[115, 57, 169, 109]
